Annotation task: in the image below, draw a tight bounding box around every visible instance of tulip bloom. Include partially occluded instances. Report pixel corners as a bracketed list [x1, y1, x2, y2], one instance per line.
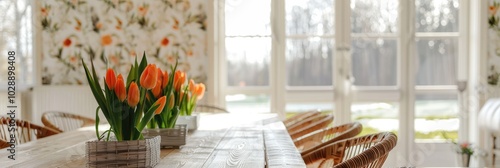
[194, 83, 205, 100]
[153, 96, 167, 114]
[162, 71, 169, 88]
[152, 80, 162, 98]
[156, 67, 163, 86]
[174, 70, 186, 91]
[105, 68, 117, 90]
[114, 74, 126, 102]
[140, 64, 158, 89]
[189, 79, 195, 93]
[168, 93, 175, 109]
[127, 82, 140, 107]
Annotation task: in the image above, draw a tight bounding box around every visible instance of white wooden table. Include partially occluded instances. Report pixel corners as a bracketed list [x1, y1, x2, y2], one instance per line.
[0, 113, 306, 168]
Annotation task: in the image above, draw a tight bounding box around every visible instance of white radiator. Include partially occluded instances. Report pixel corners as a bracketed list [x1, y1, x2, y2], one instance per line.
[32, 86, 98, 125]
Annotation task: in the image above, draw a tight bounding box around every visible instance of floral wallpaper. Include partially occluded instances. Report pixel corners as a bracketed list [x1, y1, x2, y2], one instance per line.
[40, 0, 207, 85]
[488, 1, 500, 86]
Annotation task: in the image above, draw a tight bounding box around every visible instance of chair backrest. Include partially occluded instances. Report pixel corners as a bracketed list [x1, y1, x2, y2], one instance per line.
[302, 132, 397, 168]
[294, 122, 363, 156]
[42, 111, 95, 132]
[0, 117, 59, 145]
[0, 139, 9, 149]
[194, 104, 230, 113]
[287, 113, 328, 133]
[283, 110, 321, 128]
[289, 114, 334, 140]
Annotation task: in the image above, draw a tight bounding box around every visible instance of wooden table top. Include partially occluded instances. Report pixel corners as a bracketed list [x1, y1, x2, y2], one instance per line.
[0, 113, 306, 168]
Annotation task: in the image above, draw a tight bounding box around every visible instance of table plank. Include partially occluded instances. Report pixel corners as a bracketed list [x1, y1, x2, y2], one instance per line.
[183, 130, 227, 148]
[264, 121, 306, 168]
[158, 147, 214, 168]
[202, 149, 265, 168]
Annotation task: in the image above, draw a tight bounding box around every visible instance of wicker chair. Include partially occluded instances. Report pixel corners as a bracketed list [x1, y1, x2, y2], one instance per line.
[0, 117, 59, 146]
[0, 139, 9, 149]
[287, 113, 328, 133]
[194, 104, 230, 113]
[289, 114, 334, 140]
[302, 132, 397, 168]
[42, 111, 95, 132]
[294, 122, 363, 156]
[284, 110, 321, 128]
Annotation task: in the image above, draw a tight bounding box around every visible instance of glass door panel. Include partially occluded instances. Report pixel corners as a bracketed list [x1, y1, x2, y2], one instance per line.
[414, 94, 458, 141]
[351, 39, 397, 86]
[286, 38, 334, 86]
[351, 102, 399, 136]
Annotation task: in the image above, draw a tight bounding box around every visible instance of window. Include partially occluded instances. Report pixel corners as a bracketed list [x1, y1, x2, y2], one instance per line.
[351, 0, 398, 86]
[414, 0, 460, 141]
[286, 0, 334, 87]
[224, 0, 272, 113]
[0, 0, 33, 88]
[217, 0, 467, 165]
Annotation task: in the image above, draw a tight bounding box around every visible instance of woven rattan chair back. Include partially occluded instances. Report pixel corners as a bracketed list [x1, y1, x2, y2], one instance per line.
[284, 110, 321, 128]
[194, 104, 230, 113]
[287, 113, 329, 133]
[0, 139, 9, 149]
[0, 117, 59, 145]
[294, 122, 363, 156]
[302, 132, 397, 168]
[42, 111, 95, 132]
[289, 114, 334, 140]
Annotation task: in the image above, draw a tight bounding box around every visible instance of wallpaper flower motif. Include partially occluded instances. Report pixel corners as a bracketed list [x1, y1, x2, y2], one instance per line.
[41, 0, 207, 85]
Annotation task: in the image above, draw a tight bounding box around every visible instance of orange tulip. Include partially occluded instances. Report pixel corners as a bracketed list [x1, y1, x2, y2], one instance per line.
[140, 64, 158, 90]
[153, 96, 166, 114]
[105, 68, 116, 90]
[151, 68, 164, 98]
[168, 93, 175, 109]
[152, 80, 162, 98]
[194, 83, 205, 100]
[156, 67, 163, 87]
[162, 71, 169, 88]
[114, 74, 126, 102]
[173, 70, 186, 91]
[188, 79, 195, 93]
[127, 82, 140, 107]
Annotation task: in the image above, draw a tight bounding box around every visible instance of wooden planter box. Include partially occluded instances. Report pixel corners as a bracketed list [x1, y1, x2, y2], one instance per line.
[86, 136, 161, 168]
[176, 114, 200, 131]
[143, 124, 187, 149]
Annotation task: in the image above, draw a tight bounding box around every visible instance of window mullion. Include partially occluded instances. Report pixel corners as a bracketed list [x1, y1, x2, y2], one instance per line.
[334, 0, 352, 125]
[216, 0, 227, 108]
[458, 0, 470, 146]
[399, 0, 415, 166]
[271, 0, 286, 117]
